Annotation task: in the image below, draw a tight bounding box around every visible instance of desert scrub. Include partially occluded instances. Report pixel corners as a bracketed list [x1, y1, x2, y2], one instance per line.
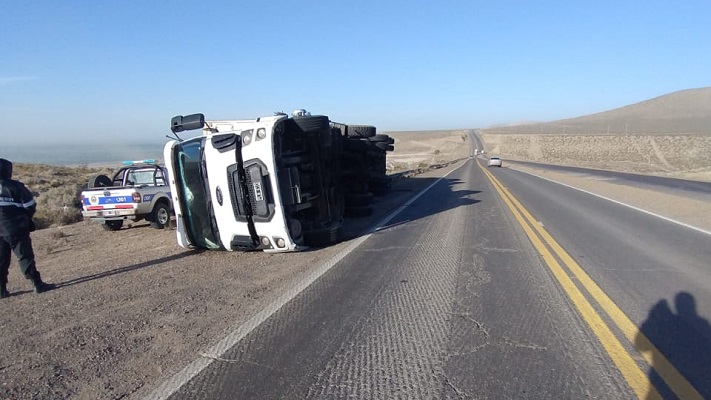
[12, 163, 115, 229]
[34, 184, 85, 228]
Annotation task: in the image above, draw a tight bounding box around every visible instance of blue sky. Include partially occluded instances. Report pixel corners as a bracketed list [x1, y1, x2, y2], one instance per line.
[1, 0, 710, 144]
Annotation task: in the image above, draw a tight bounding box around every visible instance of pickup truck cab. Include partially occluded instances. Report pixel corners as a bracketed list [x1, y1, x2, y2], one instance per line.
[80, 161, 172, 231]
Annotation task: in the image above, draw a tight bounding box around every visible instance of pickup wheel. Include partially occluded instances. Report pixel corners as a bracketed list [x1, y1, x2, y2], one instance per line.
[101, 220, 123, 231]
[149, 202, 171, 229]
[88, 174, 112, 188]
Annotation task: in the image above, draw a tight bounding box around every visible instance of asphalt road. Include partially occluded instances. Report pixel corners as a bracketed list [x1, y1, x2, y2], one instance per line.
[486, 162, 711, 399]
[509, 160, 711, 199]
[147, 137, 711, 399]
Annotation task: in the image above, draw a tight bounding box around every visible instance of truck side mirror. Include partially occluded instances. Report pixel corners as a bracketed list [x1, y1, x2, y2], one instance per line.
[171, 114, 205, 133]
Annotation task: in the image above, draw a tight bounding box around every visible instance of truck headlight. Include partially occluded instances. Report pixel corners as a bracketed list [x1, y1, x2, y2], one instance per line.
[242, 130, 254, 146]
[256, 128, 267, 141]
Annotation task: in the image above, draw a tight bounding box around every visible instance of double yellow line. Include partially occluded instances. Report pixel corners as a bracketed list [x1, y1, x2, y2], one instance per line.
[479, 162, 701, 400]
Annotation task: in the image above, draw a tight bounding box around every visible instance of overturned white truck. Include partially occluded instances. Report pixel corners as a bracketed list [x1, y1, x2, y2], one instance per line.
[164, 110, 394, 253]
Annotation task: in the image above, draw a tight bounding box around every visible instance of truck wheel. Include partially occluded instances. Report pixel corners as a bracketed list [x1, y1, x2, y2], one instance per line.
[345, 192, 373, 207]
[345, 205, 373, 218]
[150, 203, 171, 229]
[88, 174, 112, 188]
[102, 220, 123, 231]
[346, 125, 376, 138]
[344, 138, 370, 152]
[375, 142, 395, 151]
[288, 218, 303, 241]
[291, 116, 330, 133]
[369, 178, 391, 196]
[303, 224, 342, 247]
[280, 154, 310, 166]
[368, 134, 391, 142]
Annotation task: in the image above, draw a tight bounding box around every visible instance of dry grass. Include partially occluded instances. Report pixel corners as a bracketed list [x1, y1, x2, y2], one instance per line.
[12, 163, 116, 229]
[479, 87, 711, 182]
[480, 133, 711, 182]
[483, 87, 711, 136]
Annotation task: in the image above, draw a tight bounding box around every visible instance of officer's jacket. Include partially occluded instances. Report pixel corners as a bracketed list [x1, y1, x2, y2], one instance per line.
[0, 158, 36, 237]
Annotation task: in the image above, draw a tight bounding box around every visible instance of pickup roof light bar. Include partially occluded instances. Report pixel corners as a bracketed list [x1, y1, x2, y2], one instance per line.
[122, 159, 157, 165]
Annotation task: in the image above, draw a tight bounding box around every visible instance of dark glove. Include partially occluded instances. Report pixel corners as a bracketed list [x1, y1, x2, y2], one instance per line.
[29, 219, 36, 232]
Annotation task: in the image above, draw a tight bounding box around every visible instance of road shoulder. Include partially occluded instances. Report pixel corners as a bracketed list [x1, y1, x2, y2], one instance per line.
[505, 160, 711, 233]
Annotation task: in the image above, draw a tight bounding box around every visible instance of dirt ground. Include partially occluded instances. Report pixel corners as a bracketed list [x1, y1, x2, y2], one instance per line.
[2, 131, 709, 399]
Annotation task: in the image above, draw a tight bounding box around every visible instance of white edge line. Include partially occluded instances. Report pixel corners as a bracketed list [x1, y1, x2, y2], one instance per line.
[144, 161, 468, 399]
[513, 168, 711, 237]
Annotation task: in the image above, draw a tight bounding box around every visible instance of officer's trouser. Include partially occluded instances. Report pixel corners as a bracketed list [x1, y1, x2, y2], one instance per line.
[0, 234, 39, 286]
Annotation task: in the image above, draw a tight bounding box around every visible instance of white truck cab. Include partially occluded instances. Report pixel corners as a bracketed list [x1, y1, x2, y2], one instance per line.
[164, 112, 344, 253]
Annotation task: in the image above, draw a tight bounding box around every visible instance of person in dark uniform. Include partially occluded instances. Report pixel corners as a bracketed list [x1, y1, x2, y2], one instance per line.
[0, 158, 55, 298]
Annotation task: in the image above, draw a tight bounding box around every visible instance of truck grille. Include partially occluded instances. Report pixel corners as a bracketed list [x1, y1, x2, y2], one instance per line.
[228, 161, 274, 222]
[245, 172, 260, 216]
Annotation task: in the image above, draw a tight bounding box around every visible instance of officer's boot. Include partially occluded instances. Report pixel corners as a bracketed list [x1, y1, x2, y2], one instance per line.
[30, 271, 56, 294]
[0, 281, 9, 299]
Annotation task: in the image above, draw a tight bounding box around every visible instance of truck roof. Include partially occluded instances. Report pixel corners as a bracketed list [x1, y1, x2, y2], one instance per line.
[203, 115, 288, 134]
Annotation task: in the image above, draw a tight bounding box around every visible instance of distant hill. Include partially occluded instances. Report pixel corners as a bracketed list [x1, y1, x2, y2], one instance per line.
[483, 87, 711, 135]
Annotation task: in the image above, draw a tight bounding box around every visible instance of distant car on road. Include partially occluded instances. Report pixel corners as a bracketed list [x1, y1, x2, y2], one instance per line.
[487, 157, 502, 167]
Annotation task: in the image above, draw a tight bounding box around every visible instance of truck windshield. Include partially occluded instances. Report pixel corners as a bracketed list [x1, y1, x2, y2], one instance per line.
[173, 139, 222, 250]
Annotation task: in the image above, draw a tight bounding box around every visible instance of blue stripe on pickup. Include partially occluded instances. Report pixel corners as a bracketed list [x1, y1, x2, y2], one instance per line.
[83, 196, 133, 205]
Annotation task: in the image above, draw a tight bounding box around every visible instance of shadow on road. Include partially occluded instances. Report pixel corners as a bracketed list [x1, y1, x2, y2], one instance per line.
[636, 292, 711, 398]
[375, 178, 481, 232]
[56, 250, 203, 288]
[339, 176, 482, 241]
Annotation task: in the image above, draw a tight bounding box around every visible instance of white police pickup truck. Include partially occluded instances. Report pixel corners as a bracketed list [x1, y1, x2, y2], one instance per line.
[80, 160, 172, 231]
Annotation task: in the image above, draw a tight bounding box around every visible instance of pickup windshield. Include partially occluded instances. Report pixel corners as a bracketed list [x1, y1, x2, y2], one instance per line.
[173, 139, 222, 250]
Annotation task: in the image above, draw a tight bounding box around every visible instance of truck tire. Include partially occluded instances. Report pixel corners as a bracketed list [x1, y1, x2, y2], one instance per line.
[368, 134, 391, 142]
[347, 125, 376, 138]
[288, 218, 303, 241]
[369, 177, 391, 196]
[303, 224, 342, 247]
[344, 205, 373, 218]
[149, 202, 171, 229]
[345, 192, 373, 207]
[375, 143, 395, 151]
[344, 138, 370, 152]
[88, 174, 112, 188]
[292, 116, 330, 133]
[101, 220, 123, 231]
[280, 154, 310, 167]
